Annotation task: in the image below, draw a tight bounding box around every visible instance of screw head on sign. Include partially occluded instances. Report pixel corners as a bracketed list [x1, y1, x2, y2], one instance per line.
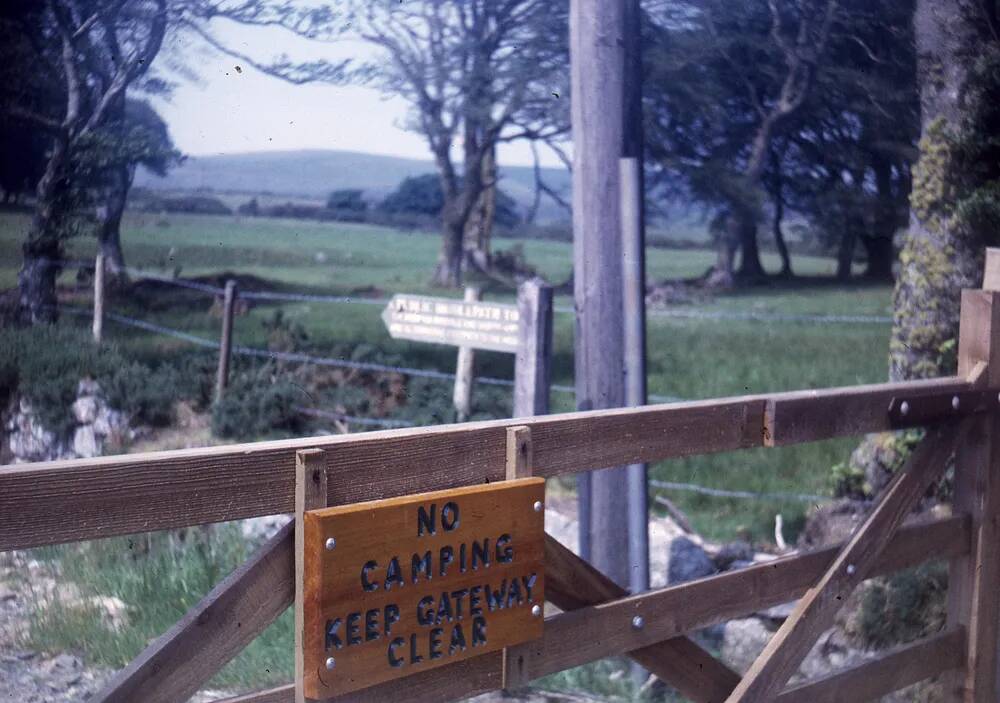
[325, 657, 336, 670]
[952, 396, 961, 411]
[899, 401, 910, 417]
[531, 604, 542, 617]
[533, 500, 543, 513]
[846, 564, 857, 576]
[632, 615, 645, 630]
[325, 537, 336, 551]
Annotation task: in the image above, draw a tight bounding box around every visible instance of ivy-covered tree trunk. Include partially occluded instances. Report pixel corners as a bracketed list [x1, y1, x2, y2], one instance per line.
[844, 0, 1000, 495]
[18, 134, 71, 324]
[97, 165, 131, 289]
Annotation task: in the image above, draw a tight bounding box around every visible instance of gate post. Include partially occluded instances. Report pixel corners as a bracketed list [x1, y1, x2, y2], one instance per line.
[946, 249, 1000, 702]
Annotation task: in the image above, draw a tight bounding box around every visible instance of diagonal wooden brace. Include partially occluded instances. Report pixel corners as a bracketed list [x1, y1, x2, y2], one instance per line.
[511, 533, 741, 703]
[725, 424, 964, 702]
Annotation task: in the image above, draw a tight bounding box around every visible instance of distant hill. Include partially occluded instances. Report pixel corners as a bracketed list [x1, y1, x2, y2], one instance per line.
[135, 149, 572, 222]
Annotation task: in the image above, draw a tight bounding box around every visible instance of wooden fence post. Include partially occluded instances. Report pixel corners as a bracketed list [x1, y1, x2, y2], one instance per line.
[295, 449, 328, 703]
[946, 253, 1000, 703]
[215, 279, 237, 402]
[513, 278, 553, 418]
[93, 252, 105, 344]
[452, 286, 481, 421]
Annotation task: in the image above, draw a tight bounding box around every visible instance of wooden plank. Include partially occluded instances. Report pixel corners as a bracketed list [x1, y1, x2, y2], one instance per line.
[774, 628, 965, 703]
[765, 376, 970, 446]
[451, 286, 480, 422]
[505, 426, 533, 480]
[215, 279, 237, 401]
[300, 479, 545, 698]
[725, 426, 962, 702]
[93, 521, 295, 703]
[0, 394, 764, 551]
[983, 248, 1000, 292]
[505, 534, 743, 703]
[216, 652, 503, 703]
[946, 289, 1000, 703]
[296, 450, 328, 703]
[3, 376, 979, 552]
[513, 279, 553, 418]
[505, 515, 968, 690]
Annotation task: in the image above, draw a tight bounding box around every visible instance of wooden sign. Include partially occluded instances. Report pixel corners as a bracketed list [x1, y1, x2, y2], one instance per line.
[300, 478, 546, 699]
[381, 293, 520, 353]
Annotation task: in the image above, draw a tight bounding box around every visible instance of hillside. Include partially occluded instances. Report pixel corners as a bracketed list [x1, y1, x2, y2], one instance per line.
[134, 149, 572, 220]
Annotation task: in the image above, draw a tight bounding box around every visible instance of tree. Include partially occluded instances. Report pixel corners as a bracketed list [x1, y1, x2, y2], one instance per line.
[187, 0, 569, 287]
[380, 173, 520, 228]
[4, 0, 168, 323]
[326, 189, 367, 213]
[844, 0, 1000, 494]
[88, 99, 180, 285]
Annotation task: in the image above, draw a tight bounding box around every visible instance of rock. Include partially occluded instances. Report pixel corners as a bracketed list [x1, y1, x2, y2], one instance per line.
[71, 396, 98, 425]
[667, 536, 716, 584]
[72, 426, 99, 458]
[798, 499, 869, 550]
[714, 541, 754, 571]
[756, 600, 797, 622]
[76, 378, 101, 398]
[722, 617, 773, 672]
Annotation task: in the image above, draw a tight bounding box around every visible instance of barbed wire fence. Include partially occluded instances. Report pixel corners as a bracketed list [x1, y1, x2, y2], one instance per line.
[47, 255, 880, 502]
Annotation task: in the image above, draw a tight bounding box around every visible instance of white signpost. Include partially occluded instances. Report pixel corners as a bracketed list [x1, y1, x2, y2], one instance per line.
[381, 280, 553, 418]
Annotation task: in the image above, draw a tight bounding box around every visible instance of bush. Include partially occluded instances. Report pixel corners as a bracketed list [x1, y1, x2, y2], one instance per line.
[326, 189, 367, 212]
[0, 325, 177, 436]
[211, 363, 307, 440]
[856, 563, 948, 649]
[379, 174, 521, 227]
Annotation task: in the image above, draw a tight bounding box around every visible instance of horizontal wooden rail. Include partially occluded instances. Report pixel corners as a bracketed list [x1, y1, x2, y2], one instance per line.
[212, 514, 968, 703]
[0, 377, 974, 551]
[502, 515, 968, 683]
[774, 627, 965, 702]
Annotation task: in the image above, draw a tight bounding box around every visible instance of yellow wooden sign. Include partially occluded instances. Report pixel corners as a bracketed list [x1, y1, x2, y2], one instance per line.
[300, 478, 546, 699]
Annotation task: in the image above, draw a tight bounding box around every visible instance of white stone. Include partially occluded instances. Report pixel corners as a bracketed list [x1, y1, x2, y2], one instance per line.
[72, 397, 98, 425]
[72, 426, 99, 458]
[76, 378, 101, 398]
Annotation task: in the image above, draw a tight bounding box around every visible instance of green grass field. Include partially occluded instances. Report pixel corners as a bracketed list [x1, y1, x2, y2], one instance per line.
[2, 210, 894, 696]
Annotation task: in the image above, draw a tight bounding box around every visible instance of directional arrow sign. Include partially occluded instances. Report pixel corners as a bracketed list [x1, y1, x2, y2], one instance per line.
[381, 293, 520, 353]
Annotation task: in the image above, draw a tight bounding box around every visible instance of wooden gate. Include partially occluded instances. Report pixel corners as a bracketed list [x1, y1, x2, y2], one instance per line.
[3, 251, 1000, 702]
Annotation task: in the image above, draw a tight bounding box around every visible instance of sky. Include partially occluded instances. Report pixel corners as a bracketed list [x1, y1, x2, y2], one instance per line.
[152, 20, 563, 168]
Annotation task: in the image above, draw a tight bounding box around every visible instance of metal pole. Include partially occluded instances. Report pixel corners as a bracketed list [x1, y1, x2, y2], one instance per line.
[622, 157, 649, 598]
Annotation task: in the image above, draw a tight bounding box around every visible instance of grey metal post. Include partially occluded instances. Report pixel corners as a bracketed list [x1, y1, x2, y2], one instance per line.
[93, 252, 105, 344]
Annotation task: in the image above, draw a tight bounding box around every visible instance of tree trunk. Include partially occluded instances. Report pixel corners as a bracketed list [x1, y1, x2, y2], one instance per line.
[836, 215, 860, 281]
[736, 212, 766, 281]
[97, 166, 130, 289]
[844, 0, 1000, 496]
[433, 208, 465, 288]
[463, 145, 496, 273]
[772, 195, 792, 277]
[861, 155, 898, 281]
[18, 134, 70, 324]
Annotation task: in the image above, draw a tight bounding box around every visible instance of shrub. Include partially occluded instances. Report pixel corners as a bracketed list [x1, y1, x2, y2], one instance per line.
[326, 189, 367, 212]
[0, 325, 177, 436]
[211, 363, 307, 440]
[379, 174, 521, 227]
[856, 563, 948, 649]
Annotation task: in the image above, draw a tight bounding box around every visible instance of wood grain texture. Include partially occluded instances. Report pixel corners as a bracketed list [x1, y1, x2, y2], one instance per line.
[726, 426, 961, 702]
[0, 394, 763, 551]
[764, 376, 970, 446]
[296, 450, 328, 703]
[947, 289, 1000, 703]
[506, 515, 968, 695]
[302, 480, 545, 698]
[93, 521, 294, 703]
[983, 248, 1000, 292]
[3, 377, 980, 552]
[513, 279, 553, 418]
[216, 652, 502, 703]
[774, 628, 965, 703]
[505, 534, 743, 703]
[505, 426, 533, 480]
